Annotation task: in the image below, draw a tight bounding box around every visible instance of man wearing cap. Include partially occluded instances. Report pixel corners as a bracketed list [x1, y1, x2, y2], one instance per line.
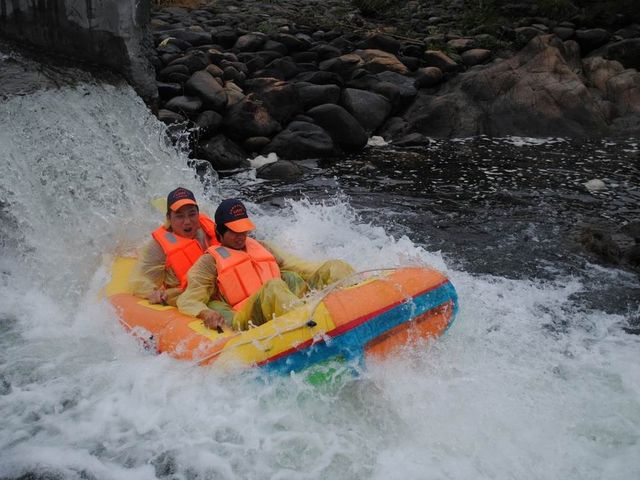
[177, 199, 355, 331]
[130, 187, 218, 306]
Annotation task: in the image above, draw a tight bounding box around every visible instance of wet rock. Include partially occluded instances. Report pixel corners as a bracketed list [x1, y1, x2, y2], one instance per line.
[222, 65, 246, 86]
[211, 27, 238, 49]
[157, 82, 182, 99]
[399, 55, 421, 71]
[264, 57, 302, 79]
[423, 50, 460, 73]
[234, 33, 267, 52]
[224, 81, 246, 107]
[563, 40, 583, 74]
[375, 71, 418, 104]
[402, 35, 610, 137]
[243, 136, 271, 154]
[295, 83, 341, 109]
[359, 34, 402, 55]
[319, 53, 365, 79]
[447, 38, 476, 52]
[263, 40, 289, 56]
[158, 64, 190, 82]
[590, 38, 640, 70]
[257, 160, 305, 180]
[553, 27, 575, 41]
[185, 71, 227, 112]
[223, 93, 281, 140]
[614, 25, 640, 40]
[341, 88, 392, 133]
[309, 44, 343, 61]
[244, 78, 302, 124]
[605, 70, 640, 116]
[462, 49, 492, 67]
[378, 116, 408, 141]
[198, 134, 248, 170]
[274, 33, 308, 52]
[164, 95, 203, 116]
[583, 56, 625, 91]
[415, 66, 444, 88]
[263, 121, 336, 159]
[355, 49, 409, 75]
[294, 71, 344, 86]
[168, 52, 210, 73]
[393, 132, 432, 147]
[195, 110, 223, 138]
[575, 29, 610, 55]
[158, 109, 186, 124]
[292, 51, 319, 63]
[515, 26, 544, 45]
[307, 104, 368, 152]
[220, 59, 248, 75]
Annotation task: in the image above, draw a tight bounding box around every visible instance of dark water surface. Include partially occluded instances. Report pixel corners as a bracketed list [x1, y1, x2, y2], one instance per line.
[228, 137, 640, 317]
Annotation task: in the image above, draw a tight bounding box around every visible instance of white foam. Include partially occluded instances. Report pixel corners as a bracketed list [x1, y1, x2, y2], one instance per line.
[367, 136, 389, 147]
[0, 84, 638, 480]
[249, 151, 279, 169]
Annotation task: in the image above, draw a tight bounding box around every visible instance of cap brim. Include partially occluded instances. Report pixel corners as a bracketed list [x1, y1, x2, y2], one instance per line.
[169, 199, 198, 211]
[225, 217, 256, 233]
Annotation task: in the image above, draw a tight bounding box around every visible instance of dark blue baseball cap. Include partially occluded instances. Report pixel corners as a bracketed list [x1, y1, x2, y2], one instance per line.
[167, 187, 198, 212]
[215, 199, 256, 233]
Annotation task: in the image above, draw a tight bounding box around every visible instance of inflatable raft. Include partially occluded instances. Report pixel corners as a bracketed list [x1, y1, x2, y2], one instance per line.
[106, 257, 458, 374]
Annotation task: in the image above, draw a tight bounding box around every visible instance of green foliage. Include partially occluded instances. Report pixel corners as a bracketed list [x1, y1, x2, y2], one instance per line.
[460, 0, 502, 31]
[535, 0, 576, 17]
[255, 20, 277, 35]
[351, 0, 396, 17]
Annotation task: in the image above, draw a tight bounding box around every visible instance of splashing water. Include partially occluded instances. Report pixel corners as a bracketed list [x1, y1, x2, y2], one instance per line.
[0, 70, 638, 479]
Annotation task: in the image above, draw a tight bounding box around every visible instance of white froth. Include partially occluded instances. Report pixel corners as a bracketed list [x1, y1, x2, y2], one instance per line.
[0, 84, 638, 480]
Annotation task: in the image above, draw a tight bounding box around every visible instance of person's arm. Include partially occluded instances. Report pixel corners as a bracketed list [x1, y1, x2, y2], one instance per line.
[130, 239, 170, 303]
[261, 241, 355, 289]
[261, 241, 323, 279]
[176, 255, 226, 329]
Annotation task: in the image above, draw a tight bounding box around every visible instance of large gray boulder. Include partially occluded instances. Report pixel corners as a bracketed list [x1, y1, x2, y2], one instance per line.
[257, 160, 305, 180]
[589, 39, 640, 71]
[354, 49, 409, 75]
[223, 94, 281, 140]
[185, 71, 227, 112]
[263, 121, 336, 159]
[295, 83, 341, 109]
[244, 78, 302, 124]
[401, 35, 611, 137]
[198, 134, 248, 170]
[307, 104, 368, 152]
[341, 88, 392, 134]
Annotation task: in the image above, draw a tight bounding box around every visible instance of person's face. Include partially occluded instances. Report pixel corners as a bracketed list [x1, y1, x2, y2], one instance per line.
[168, 205, 199, 239]
[220, 228, 248, 250]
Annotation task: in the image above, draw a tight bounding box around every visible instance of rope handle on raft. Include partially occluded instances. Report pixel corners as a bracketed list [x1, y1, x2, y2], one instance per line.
[193, 266, 419, 367]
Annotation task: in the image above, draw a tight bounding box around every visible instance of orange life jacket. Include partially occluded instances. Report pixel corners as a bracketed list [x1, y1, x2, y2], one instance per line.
[208, 238, 281, 310]
[152, 213, 218, 290]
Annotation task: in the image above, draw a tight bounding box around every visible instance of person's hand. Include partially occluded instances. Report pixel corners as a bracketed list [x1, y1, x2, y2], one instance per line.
[148, 288, 168, 305]
[199, 310, 226, 330]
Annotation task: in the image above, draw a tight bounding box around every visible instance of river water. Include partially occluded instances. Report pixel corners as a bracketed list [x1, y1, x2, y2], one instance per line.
[0, 51, 639, 479]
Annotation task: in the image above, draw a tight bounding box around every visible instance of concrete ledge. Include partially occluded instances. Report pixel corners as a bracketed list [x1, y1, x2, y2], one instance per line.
[0, 0, 157, 105]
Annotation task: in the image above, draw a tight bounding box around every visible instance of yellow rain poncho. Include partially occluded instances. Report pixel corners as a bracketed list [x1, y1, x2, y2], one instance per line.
[177, 241, 354, 330]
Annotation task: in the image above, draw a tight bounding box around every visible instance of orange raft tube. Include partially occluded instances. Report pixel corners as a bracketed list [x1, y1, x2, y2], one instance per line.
[106, 257, 458, 374]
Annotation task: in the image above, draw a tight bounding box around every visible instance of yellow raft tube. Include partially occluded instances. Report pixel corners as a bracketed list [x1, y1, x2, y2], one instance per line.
[106, 257, 458, 374]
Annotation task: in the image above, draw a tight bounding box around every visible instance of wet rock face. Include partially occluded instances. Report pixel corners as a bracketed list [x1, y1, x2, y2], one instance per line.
[148, 0, 640, 170]
[0, 0, 157, 105]
[578, 222, 640, 274]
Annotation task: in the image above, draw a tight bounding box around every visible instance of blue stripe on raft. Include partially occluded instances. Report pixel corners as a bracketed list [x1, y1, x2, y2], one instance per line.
[261, 280, 458, 375]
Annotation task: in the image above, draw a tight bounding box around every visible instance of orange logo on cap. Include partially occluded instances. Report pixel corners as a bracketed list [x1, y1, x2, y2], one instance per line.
[229, 204, 246, 218]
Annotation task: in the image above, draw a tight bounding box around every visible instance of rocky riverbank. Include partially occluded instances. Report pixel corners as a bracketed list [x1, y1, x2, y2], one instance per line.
[149, 0, 639, 171]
